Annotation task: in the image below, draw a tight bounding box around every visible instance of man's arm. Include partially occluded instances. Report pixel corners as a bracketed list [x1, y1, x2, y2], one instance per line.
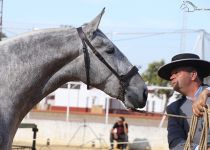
[167, 115, 188, 149]
[123, 122, 128, 134]
[111, 122, 118, 139]
[167, 104, 198, 150]
[111, 122, 117, 133]
[192, 88, 210, 150]
[192, 88, 210, 117]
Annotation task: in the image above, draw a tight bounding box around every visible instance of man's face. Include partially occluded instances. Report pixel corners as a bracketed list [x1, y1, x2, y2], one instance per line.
[117, 118, 123, 124]
[170, 67, 195, 94]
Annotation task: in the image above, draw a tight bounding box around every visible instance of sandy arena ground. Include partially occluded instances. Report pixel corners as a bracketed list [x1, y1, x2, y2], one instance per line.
[13, 144, 108, 150]
[13, 111, 168, 150]
[13, 143, 165, 150]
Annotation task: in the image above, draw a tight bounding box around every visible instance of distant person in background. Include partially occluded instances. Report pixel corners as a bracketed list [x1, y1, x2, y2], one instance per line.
[110, 116, 128, 150]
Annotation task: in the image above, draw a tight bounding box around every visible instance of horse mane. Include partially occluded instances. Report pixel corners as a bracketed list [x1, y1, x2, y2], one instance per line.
[0, 26, 75, 45]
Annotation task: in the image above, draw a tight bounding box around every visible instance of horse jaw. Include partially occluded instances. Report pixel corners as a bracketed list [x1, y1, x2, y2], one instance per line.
[124, 86, 148, 109]
[102, 74, 147, 110]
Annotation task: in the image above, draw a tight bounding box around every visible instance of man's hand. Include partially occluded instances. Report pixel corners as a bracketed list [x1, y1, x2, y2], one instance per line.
[192, 89, 210, 117]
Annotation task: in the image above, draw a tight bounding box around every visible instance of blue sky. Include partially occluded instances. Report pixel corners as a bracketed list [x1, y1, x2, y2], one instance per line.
[3, 0, 210, 73]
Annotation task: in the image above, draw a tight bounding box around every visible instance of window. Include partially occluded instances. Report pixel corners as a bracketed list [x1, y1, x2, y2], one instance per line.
[60, 84, 68, 89]
[70, 84, 80, 89]
[59, 83, 81, 89]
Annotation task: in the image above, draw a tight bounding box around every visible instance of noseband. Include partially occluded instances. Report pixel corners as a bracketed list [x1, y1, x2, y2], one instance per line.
[77, 27, 139, 101]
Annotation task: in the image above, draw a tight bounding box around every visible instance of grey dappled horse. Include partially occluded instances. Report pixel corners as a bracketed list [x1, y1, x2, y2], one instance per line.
[0, 9, 147, 149]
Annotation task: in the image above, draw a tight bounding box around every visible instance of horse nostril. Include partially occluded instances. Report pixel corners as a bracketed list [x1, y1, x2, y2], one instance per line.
[143, 88, 148, 100]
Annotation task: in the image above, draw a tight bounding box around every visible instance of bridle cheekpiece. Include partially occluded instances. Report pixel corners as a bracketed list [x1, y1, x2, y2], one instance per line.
[77, 27, 139, 101]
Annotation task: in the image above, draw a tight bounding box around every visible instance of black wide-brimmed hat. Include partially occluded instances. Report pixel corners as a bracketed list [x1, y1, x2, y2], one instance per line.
[158, 53, 210, 81]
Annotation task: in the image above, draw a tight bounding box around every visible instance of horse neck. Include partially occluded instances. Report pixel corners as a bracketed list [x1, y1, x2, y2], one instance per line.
[4, 28, 80, 61]
[1, 28, 83, 103]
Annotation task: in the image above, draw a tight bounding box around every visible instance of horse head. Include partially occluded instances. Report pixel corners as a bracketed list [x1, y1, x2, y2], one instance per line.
[77, 8, 148, 109]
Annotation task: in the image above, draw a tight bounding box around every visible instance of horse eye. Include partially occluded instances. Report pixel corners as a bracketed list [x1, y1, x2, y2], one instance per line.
[92, 31, 97, 38]
[106, 48, 115, 54]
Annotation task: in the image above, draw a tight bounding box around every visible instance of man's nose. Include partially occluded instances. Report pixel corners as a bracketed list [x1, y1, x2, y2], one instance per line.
[170, 74, 175, 80]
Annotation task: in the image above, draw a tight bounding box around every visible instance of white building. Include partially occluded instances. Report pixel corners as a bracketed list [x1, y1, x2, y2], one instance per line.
[38, 82, 173, 113]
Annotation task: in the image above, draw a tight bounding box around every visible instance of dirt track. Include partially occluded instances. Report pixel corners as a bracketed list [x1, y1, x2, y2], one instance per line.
[13, 141, 109, 150]
[13, 143, 165, 150]
[38, 145, 108, 150]
[13, 144, 108, 150]
[28, 110, 167, 127]
[13, 111, 168, 150]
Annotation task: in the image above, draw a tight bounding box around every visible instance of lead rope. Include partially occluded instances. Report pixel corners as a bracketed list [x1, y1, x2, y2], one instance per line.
[184, 106, 209, 150]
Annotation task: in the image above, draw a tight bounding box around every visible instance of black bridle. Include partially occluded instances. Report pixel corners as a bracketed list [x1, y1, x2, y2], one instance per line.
[77, 27, 139, 101]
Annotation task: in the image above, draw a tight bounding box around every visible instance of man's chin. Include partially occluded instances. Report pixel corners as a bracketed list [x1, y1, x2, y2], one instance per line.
[173, 86, 179, 92]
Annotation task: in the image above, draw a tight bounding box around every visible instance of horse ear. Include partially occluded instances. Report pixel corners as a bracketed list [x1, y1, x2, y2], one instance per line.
[84, 8, 105, 33]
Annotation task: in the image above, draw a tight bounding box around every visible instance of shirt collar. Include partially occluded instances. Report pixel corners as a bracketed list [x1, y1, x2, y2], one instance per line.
[186, 86, 203, 101]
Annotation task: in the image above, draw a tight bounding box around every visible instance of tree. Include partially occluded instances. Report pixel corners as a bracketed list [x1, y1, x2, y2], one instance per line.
[142, 60, 173, 112]
[142, 60, 168, 86]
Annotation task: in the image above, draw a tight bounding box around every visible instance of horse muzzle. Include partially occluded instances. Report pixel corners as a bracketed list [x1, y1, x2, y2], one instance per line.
[124, 87, 148, 109]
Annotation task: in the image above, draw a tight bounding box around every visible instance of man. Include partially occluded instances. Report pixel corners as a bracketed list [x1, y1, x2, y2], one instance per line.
[110, 116, 128, 150]
[158, 53, 210, 150]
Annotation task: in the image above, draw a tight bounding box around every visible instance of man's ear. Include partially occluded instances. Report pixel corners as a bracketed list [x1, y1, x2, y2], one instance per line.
[191, 71, 198, 81]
